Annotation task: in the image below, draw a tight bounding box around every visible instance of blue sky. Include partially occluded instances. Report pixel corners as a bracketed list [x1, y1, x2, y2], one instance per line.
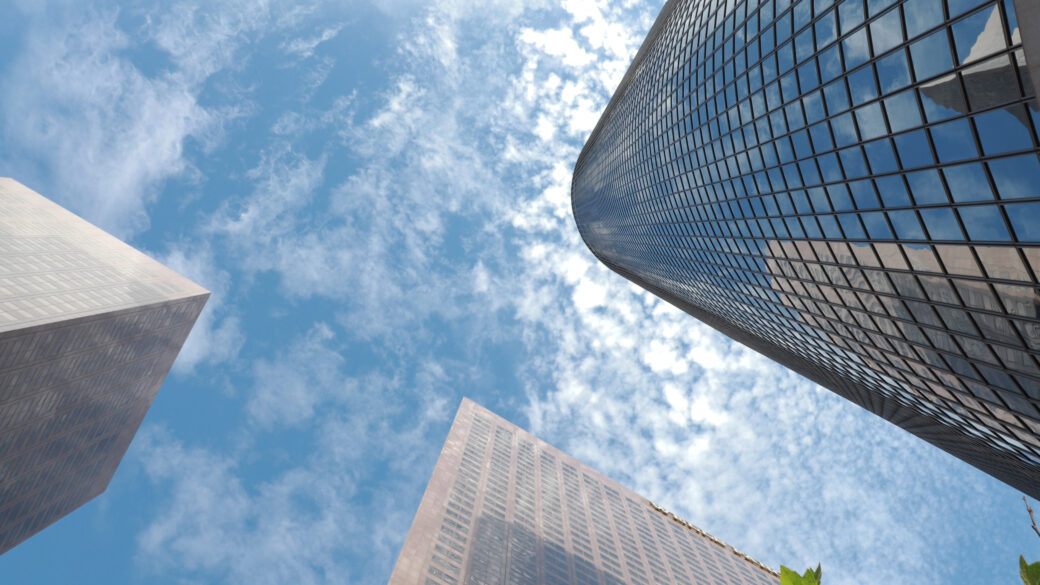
[0, 0, 1034, 583]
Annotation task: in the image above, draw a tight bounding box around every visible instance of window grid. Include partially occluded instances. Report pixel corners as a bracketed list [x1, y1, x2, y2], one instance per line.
[573, 0, 1040, 496]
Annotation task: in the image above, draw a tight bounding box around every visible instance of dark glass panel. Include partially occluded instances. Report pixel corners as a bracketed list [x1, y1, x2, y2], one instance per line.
[920, 207, 966, 239]
[952, 5, 1003, 65]
[824, 79, 851, 112]
[876, 50, 913, 93]
[930, 118, 978, 162]
[816, 8, 839, 46]
[838, 0, 866, 34]
[871, 8, 904, 55]
[884, 89, 923, 131]
[864, 138, 900, 172]
[832, 112, 860, 145]
[948, 0, 990, 18]
[903, 0, 945, 38]
[829, 183, 856, 210]
[942, 162, 993, 202]
[843, 28, 872, 69]
[910, 30, 955, 81]
[819, 43, 845, 81]
[988, 155, 1040, 199]
[889, 210, 928, 238]
[838, 213, 868, 237]
[958, 205, 1011, 241]
[1007, 203, 1040, 242]
[962, 55, 1024, 110]
[894, 129, 935, 168]
[862, 211, 894, 238]
[920, 74, 968, 121]
[875, 174, 912, 206]
[856, 103, 888, 139]
[849, 66, 880, 104]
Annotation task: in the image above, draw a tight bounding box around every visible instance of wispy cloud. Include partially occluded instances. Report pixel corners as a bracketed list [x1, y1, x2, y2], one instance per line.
[0, 7, 220, 237]
[280, 25, 343, 58]
[134, 332, 455, 585]
[0, 0, 325, 238]
[158, 243, 244, 374]
[120, 0, 1033, 584]
[247, 323, 347, 428]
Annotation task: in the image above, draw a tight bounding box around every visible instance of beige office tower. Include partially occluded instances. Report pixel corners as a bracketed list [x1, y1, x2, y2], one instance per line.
[0, 178, 209, 554]
[388, 399, 777, 585]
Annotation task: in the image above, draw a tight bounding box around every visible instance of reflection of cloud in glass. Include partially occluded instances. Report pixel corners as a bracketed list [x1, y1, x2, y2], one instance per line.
[843, 29, 871, 69]
[903, 0, 944, 38]
[989, 154, 1040, 199]
[870, 9, 903, 55]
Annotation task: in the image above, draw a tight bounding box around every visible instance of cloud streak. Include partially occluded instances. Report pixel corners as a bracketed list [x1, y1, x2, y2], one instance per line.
[117, 1, 1035, 584]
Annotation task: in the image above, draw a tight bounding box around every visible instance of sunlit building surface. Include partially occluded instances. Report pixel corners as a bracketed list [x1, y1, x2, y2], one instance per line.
[0, 178, 208, 554]
[388, 398, 777, 585]
[572, 0, 1040, 497]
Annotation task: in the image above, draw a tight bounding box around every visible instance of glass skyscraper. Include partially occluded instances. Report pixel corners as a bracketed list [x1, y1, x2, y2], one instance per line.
[0, 178, 208, 554]
[388, 399, 778, 585]
[572, 0, 1040, 497]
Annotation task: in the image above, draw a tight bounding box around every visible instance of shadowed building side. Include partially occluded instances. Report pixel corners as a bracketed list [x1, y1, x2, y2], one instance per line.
[0, 178, 209, 554]
[388, 398, 778, 585]
[572, 0, 1040, 497]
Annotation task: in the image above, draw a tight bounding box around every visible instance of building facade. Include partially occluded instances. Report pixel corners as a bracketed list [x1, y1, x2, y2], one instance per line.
[0, 178, 208, 554]
[388, 399, 777, 585]
[571, 0, 1040, 497]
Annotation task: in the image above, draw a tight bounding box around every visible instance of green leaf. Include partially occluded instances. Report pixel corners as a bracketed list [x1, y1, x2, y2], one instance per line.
[1022, 556, 1040, 585]
[780, 564, 822, 585]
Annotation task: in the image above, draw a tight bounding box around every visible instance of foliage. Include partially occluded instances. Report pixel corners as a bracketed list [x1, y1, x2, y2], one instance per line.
[1022, 556, 1040, 585]
[780, 564, 821, 585]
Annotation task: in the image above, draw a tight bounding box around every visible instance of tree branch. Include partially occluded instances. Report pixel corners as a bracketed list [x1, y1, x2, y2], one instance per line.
[1025, 496, 1040, 540]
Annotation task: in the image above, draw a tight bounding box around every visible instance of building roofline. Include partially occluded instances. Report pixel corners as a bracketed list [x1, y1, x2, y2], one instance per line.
[459, 397, 781, 579]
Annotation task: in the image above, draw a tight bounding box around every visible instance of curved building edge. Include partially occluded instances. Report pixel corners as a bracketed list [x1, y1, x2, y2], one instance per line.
[571, 0, 682, 259]
[600, 258, 1040, 499]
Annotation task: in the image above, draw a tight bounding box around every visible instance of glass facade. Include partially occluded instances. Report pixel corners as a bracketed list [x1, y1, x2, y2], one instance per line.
[572, 0, 1040, 496]
[0, 178, 209, 554]
[388, 399, 778, 585]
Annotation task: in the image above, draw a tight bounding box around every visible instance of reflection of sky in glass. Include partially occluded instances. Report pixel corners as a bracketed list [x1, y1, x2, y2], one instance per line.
[572, 0, 1040, 500]
[943, 163, 992, 202]
[876, 50, 912, 93]
[930, 118, 977, 162]
[959, 205, 1011, 241]
[910, 31, 953, 80]
[871, 8, 903, 54]
[990, 155, 1040, 199]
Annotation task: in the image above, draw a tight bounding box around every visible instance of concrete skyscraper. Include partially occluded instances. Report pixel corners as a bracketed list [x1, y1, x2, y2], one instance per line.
[572, 0, 1040, 496]
[0, 178, 209, 554]
[388, 399, 777, 585]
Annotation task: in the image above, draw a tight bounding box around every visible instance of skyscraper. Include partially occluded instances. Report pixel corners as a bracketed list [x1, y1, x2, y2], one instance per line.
[388, 398, 777, 585]
[571, 0, 1040, 496]
[0, 178, 209, 554]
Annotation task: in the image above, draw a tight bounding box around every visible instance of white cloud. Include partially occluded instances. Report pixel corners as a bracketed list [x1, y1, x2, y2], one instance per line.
[123, 0, 1032, 584]
[280, 25, 343, 58]
[211, 145, 327, 243]
[519, 27, 596, 68]
[0, 8, 220, 237]
[134, 350, 455, 585]
[247, 324, 348, 428]
[0, 0, 332, 238]
[159, 244, 244, 374]
[146, 0, 273, 84]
